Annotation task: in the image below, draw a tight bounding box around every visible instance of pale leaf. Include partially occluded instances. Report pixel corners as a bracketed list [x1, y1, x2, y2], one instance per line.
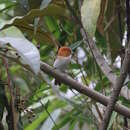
[0, 37, 40, 74]
[81, 0, 101, 37]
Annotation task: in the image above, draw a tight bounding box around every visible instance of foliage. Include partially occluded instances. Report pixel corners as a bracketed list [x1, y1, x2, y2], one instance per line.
[0, 0, 129, 130]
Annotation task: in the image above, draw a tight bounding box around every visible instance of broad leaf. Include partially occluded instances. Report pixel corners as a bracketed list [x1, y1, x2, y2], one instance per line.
[81, 0, 101, 37]
[40, 109, 61, 130]
[0, 4, 69, 30]
[0, 37, 40, 74]
[24, 100, 66, 130]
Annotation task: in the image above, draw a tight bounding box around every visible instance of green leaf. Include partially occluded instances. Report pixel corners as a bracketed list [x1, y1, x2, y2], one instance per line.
[69, 63, 81, 70]
[52, 112, 72, 130]
[81, 0, 101, 37]
[18, 23, 54, 43]
[0, 0, 16, 5]
[107, 112, 117, 130]
[119, 96, 130, 107]
[128, 82, 130, 89]
[69, 120, 77, 130]
[53, 109, 87, 130]
[70, 40, 82, 51]
[0, 4, 69, 30]
[24, 100, 66, 130]
[44, 16, 60, 39]
[0, 4, 69, 44]
[40, 109, 61, 130]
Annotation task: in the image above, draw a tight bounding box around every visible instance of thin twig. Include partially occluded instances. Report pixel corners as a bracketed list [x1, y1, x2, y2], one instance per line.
[124, 117, 128, 130]
[95, 103, 103, 121]
[2, 58, 15, 130]
[39, 100, 59, 130]
[116, 0, 123, 43]
[104, 15, 116, 32]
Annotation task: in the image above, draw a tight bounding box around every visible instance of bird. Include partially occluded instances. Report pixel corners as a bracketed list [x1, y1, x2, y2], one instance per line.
[53, 46, 72, 85]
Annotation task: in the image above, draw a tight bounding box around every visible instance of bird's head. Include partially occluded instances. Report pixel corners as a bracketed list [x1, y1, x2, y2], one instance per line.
[57, 46, 72, 57]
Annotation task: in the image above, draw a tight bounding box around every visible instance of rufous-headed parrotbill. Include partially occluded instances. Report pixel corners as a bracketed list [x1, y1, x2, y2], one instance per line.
[53, 46, 72, 85]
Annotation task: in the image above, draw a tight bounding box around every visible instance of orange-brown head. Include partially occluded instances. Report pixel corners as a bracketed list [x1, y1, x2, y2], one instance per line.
[57, 46, 72, 57]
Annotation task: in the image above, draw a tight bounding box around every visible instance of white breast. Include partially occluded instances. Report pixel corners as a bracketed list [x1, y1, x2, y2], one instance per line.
[53, 55, 71, 70]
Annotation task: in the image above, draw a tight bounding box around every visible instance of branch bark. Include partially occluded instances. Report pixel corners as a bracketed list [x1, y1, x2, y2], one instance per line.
[126, 0, 130, 41]
[81, 29, 117, 83]
[0, 53, 130, 118]
[99, 0, 130, 129]
[40, 62, 130, 118]
[99, 42, 130, 130]
[3, 58, 19, 130]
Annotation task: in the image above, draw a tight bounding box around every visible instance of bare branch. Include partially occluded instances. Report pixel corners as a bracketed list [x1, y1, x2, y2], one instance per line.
[99, 1, 130, 129]
[81, 29, 117, 83]
[126, 0, 130, 42]
[40, 62, 130, 118]
[0, 52, 130, 118]
[99, 42, 130, 130]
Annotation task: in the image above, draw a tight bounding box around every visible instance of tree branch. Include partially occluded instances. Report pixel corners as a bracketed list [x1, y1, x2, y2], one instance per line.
[81, 29, 117, 83]
[40, 62, 130, 118]
[2, 58, 15, 130]
[0, 52, 130, 118]
[126, 0, 130, 42]
[99, 0, 130, 129]
[99, 42, 130, 130]
[116, 0, 123, 42]
[64, 0, 117, 84]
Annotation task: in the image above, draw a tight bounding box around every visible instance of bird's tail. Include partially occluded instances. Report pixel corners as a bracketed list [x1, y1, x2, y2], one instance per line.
[54, 79, 61, 85]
